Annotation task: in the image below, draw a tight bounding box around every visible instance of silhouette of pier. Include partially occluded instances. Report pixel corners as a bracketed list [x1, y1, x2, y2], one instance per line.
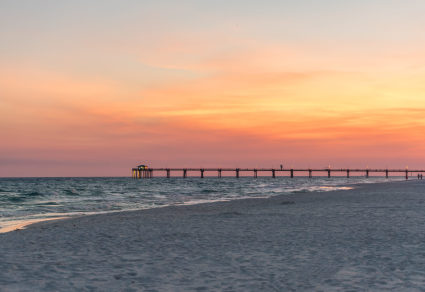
[132, 166, 424, 180]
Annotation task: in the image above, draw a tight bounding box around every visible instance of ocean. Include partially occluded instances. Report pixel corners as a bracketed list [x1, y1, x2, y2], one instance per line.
[0, 176, 403, 232]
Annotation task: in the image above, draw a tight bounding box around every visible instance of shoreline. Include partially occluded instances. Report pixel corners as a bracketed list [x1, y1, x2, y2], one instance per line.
[0, 179, 401, 234]
[0, 217, 69, 234]
[0, 178, 407, 234]
[1, 179, 424, 290]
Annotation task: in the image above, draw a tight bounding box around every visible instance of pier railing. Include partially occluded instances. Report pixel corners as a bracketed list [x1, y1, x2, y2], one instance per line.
[132, 167, 424, 180]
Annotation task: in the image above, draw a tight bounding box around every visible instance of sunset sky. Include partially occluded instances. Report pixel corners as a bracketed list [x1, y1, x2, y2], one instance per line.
[2, 0, 425, 176]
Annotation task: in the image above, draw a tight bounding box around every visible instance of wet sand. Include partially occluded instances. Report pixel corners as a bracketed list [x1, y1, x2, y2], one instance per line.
[1, 180, 425, 291]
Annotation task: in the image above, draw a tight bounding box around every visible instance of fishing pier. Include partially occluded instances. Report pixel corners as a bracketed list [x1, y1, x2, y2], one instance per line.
[132, 165, 424, 180]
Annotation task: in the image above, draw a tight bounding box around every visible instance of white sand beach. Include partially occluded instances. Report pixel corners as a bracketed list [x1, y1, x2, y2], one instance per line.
[1, 180, 425, 291]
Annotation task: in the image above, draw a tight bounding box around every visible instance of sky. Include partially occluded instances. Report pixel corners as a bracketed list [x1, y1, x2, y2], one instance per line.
[1, 0, 425, 177]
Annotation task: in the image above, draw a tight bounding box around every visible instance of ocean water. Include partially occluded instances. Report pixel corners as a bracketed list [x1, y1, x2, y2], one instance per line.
[0, 176, 403, 231]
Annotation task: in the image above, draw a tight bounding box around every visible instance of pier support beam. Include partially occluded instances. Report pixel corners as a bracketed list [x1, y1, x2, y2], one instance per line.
[218, 169, 222, 178]
[183, 169, 187, 178]
[386, 169, 389, 178]
[254, 169, 258, 178]
[236, 168, 240, 178]
[166, 169, 170, 178]
[347, 169, 350, 178]
[308, 169, 312, 178]
[290, 169, 294, 178]
[200, 169, 204, 178]
[405, 170, 409, 180]
[272, 169, 276, 178]
[366, 169, 369, 178]
[327, 169, 331, 178]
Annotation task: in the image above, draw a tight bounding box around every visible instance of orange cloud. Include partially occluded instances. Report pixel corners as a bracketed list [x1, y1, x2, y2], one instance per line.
[2, 40, 425, 176]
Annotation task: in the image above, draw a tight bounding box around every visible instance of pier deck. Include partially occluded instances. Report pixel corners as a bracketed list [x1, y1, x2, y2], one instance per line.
[132, 167, 424, 180]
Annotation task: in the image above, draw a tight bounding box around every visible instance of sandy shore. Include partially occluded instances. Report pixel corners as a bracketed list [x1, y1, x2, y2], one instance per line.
[1, 180, 425, 291]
